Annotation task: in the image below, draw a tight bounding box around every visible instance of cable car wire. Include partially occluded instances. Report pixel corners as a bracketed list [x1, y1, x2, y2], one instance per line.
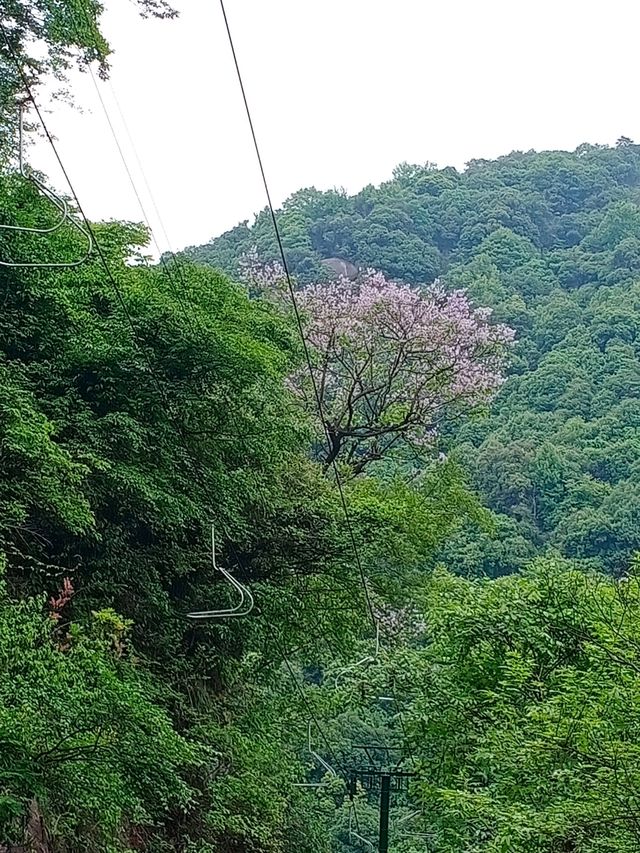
[215, 0, 377, 632]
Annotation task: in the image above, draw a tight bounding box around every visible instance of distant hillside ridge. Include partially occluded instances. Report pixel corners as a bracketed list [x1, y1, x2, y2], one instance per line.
[183, 140, 640, 576]
[182, 140, 640, 286]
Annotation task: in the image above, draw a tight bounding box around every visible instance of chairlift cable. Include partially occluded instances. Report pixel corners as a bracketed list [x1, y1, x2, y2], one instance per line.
[211, 3, 418, 782]
[215, 0, 377, 633]
[104, 76, 192, 284]
[86, 64, 200, 338]
[267, 625, 346, 774]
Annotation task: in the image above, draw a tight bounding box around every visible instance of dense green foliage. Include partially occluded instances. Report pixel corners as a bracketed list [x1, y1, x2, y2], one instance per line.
[359, 560, 640, 852]
[0, 575, 199, 851]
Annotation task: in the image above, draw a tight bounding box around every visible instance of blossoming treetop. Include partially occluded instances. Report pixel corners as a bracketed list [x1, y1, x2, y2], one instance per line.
[244, 259, 514, 475]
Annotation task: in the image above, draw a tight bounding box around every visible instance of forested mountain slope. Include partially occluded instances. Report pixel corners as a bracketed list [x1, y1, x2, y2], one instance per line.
[186, 142, 640, 576]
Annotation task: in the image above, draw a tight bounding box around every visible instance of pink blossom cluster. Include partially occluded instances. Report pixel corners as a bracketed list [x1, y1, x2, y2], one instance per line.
[291, 270, 513, 458]
[239, 249, 286, 298]
[244, 260, 514, 469]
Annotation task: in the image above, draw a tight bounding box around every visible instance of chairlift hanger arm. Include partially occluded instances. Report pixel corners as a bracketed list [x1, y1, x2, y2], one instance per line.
[334, 622, 380, 687]
[348, 803, 375, 852]
[0, 216, 94, 268]
[187, 525, 254, 621]
[292, 721, 337, 788]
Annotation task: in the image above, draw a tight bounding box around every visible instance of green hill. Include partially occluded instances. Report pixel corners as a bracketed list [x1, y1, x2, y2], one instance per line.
[185, 141, 640, 575]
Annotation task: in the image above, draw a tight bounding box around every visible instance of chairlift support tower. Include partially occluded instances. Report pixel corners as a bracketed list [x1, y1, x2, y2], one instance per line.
[348, 765, 416, 853]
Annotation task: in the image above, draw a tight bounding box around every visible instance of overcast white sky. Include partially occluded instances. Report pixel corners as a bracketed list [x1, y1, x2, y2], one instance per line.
[28, 0, 640, 254]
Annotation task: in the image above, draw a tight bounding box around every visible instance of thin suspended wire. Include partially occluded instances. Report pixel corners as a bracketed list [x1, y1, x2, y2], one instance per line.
[267, 625, 346, 777]
[2, 40, 257, 637]
[87, 65, 201, 309]
[187, 524, 254, 620]
[213, 0, 410, 780]
[216, 0, 377, 632]
[70, 2, 195, 294]
[86, 63, 203, 341]
[213, 13, 425, 796]
[104, 78, 188, 280]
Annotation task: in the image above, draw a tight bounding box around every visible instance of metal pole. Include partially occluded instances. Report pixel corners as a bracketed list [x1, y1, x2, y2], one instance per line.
[378, 773, 391, 853]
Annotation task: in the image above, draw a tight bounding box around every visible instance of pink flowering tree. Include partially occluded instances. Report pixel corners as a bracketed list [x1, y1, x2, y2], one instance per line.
[240, 256, 514, 474]
[292, 270, 514, 474]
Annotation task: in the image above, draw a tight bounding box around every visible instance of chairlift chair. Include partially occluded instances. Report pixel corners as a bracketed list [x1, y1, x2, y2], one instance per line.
[187, 525, 254, 620]
[0, 101, 92, 268]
